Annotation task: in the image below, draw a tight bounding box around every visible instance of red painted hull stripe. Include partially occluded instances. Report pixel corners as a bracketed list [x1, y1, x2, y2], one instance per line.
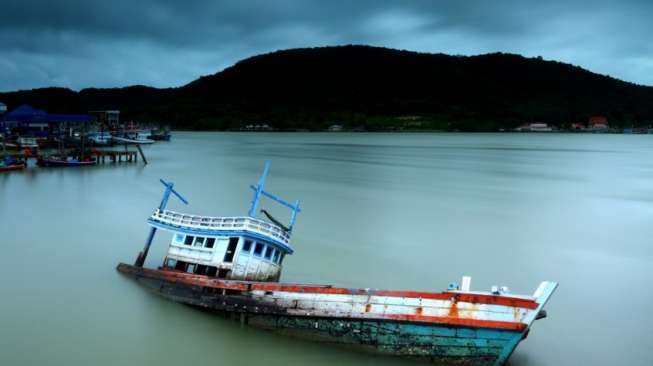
[383, 314, 527, 331]
[118, 264, 538, 310]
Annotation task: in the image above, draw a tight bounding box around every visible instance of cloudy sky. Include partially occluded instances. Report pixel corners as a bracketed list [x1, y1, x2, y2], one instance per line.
[1, 0, 651, 91]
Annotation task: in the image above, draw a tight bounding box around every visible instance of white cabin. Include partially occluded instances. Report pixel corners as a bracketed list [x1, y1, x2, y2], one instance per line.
[149, 211, 292, 281]
[137, 162, 301, 282]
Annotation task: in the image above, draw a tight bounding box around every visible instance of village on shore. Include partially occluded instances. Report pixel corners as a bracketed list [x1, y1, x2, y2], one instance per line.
[1, 101, 651, 136]
[0, 103, 169, 171]
[328, 115, 652, 133]
[510, 116, 648, 134]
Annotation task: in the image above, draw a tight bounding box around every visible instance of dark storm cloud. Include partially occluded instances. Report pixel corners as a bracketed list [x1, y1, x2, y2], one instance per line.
[1, 0, 652, 91]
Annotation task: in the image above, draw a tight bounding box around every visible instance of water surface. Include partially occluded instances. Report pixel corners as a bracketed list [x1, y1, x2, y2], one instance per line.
[1, 132, 652, 365]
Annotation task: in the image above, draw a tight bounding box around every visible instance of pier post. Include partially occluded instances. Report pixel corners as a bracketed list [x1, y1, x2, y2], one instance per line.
[136, 144, 148, 165]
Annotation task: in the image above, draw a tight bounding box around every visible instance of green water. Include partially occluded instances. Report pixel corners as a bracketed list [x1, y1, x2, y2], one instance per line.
[1, 132, 652, 365]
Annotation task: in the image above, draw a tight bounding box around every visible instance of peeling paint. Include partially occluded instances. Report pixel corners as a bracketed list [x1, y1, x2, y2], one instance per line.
[117, 263, 553, 365]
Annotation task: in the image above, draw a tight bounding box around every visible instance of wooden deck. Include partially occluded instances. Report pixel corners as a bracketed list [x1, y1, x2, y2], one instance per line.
[93, 150, 139, 164]
[4, 148, 145, 165]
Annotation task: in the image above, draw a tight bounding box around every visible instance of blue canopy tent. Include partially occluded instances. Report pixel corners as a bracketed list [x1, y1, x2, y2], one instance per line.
[3, 104, 92, 137]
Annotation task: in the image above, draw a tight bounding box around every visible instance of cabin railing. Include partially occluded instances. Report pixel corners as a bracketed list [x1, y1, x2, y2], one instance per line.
[150, 209, 291, 245]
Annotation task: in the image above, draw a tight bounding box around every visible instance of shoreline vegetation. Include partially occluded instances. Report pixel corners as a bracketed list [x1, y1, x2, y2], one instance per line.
[1, 45, 653, 133]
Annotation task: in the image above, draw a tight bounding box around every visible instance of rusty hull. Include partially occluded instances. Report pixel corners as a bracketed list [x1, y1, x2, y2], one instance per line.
[116, 263, 548, 365]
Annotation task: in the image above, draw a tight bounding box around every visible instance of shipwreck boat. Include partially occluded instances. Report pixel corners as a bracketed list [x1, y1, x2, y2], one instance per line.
[117, 162, 557, 366]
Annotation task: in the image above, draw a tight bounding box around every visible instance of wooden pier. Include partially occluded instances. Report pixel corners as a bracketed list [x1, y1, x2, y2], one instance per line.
[93, 150, 139, 164]
[5, 148, 145, 165]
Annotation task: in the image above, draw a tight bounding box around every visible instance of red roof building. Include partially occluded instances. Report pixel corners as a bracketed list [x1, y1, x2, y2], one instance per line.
[589, 116, 608, 126]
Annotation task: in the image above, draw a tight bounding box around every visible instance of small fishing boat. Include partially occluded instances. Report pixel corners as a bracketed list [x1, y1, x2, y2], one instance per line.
[18, 137, 39, 148]
[149, 128, 171, 141]
[0, 156, 26, 172]
[37, 155, 97, 167]
[4, 137, 40, 149]
[113, 131, 155, 145]
[88, 131, 114, 146]
[118, 163, 557, 366]
[1, 134, 26, 172]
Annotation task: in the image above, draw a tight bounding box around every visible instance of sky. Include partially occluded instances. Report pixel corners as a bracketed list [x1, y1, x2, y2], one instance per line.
[1, 0, 652, 91]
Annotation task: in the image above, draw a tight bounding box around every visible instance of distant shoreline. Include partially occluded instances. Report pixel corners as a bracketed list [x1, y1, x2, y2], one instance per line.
[172, 129, 648, 135]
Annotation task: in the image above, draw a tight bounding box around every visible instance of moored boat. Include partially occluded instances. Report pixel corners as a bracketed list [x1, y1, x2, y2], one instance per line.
[117, 162, 557, 366]
[16, 136, 39, 149]
[149, 128, 171, 141]
[0, 156, 26, 172]
[87, 131, 114, 146]
[37, 155, 97, 167]
[113, 131, 155, 145]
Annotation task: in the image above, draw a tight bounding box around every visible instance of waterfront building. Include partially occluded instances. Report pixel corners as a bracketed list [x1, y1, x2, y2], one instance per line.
[89, 110, 120, 129]
[588, 116, 609, 131]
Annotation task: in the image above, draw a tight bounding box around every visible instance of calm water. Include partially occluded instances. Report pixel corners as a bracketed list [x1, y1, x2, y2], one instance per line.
[1, 132, 652, 366]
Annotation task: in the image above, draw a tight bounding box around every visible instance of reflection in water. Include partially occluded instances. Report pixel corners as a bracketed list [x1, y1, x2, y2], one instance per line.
[1, 132, 652, 366]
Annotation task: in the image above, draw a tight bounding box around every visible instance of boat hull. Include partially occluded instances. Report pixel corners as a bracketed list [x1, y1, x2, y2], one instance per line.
[118, 263, 532, 365]
[37, 158, 96, 167]
[149, 134, 171, 141]
[0, 164, 25, 172]
[113, 137, 155, 145]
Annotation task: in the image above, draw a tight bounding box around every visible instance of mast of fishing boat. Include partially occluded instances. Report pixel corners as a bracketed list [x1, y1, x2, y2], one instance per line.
[135, 179, 189, 267]
[80, 120, 86, 161]
[248, 161, 302, 232]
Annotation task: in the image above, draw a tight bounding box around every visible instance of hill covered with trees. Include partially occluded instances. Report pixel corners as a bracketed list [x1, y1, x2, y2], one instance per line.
[2, 45, 653, 131]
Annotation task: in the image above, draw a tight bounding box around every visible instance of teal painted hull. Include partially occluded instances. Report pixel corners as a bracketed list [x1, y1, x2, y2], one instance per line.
[248, 315, 522, 366]
[125, 269, 524, 365]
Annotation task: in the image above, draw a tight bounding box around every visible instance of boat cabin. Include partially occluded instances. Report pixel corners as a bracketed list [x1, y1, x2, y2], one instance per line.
[151, 213, 292, 281]
[136, 162, 301, 282]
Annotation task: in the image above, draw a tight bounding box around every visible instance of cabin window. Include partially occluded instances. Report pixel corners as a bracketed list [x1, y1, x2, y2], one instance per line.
[223, 237, 239, 263]
[254, 242, 264, 257]
[187, 264, 195, 273]
[174, 233, 184, 243]
[194, 237, 205, 247]
[264, 247, 273, 260]
[175, 260, 188, 271]
[242, 240, 253, 253]
[167, 258, 177, 268]
[279, 254, 285, 265]
[205, 238, 216, 249]
[184, 235, 194, 245]
[272, 250, 280, 263]
[206, 266, 218, 277]
[195, 264, 207, 275]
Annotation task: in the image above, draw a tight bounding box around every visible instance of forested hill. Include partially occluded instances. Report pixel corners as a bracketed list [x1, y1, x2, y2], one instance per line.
[2, 45, 653, 131]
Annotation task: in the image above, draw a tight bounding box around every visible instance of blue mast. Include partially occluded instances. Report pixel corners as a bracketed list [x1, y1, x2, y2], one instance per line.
[248, 161, 302, 232]
[135, 179, 189, 267]
[248, 161, 270, 217]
